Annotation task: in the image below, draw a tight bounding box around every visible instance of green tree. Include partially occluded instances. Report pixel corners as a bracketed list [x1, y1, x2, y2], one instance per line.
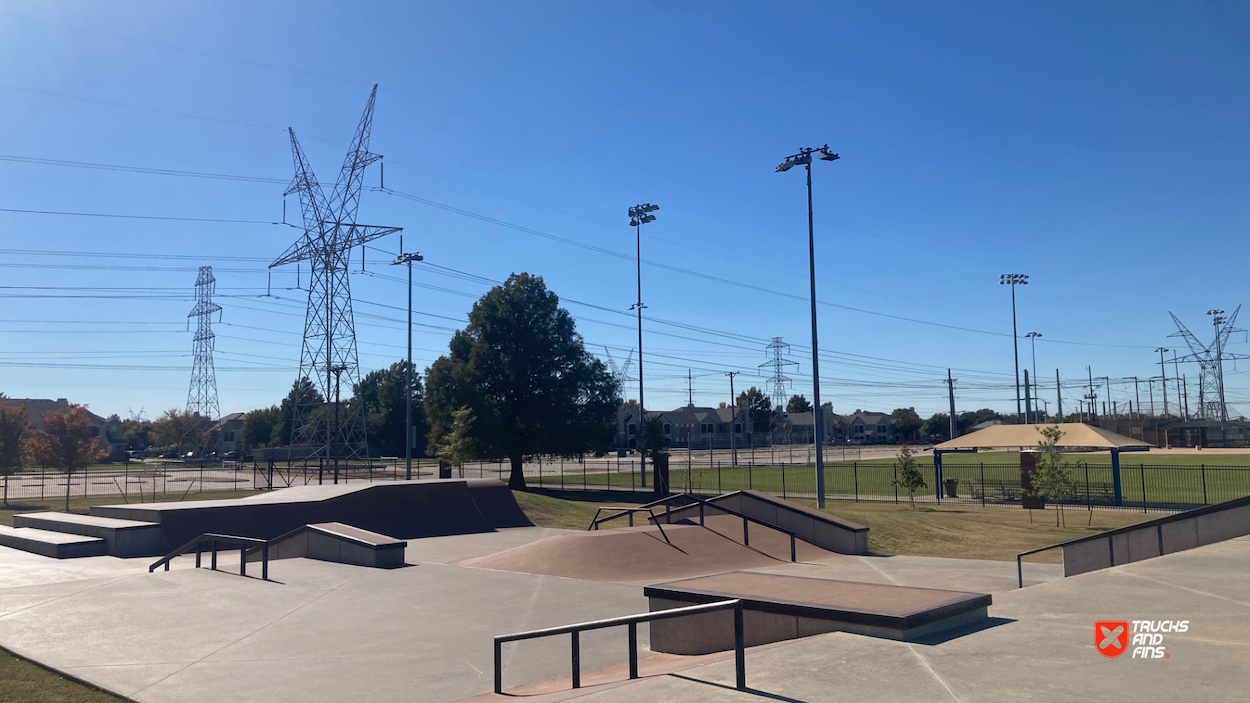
[354, 360, 426, 457]
[241, 406, 283, 449]
[425, 273, 620, 489]
[892, 444, 927, 508]
[0, 403, 29, 505]
[643, 415, 669, 458]
[121, 418, 152, 449]
[736, 387, 774, 438]
[275, 377, 324, 447]
[1034, 424, 1079, 526]
[921, 412, 950, 441]
[24, 405, 106, 511]
[891, 407, 923, 442]
[149, 408, 202, 451]
[785, 395, 812, 414]
[956, 408, 1005, 434]
[432, 406, 478, 477]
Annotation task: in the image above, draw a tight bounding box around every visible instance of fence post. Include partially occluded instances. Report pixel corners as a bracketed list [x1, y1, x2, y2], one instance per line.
[980, 463, 986, 507]
[718, 462, 722, 493]
[1201, 464, 1207, 504]
[854, 462, 859, 502]
[781, 463, 786, 499]
[893, 464, 898, 504]
[1140, 464, 1147, 512]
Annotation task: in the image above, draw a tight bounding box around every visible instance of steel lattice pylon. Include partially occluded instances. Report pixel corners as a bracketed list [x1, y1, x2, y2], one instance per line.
[760, 337, 798, 409]
[1169, 305, 1246, 422]
[186, 266, 222, 422]
[271, 85, 402, 464]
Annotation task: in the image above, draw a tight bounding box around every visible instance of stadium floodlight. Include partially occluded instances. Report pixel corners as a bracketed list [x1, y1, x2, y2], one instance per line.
[391, 247, 424, 480]
[1000, 274, 1029, 423]
[627, 202, 659, 489]
[775, 144, 840, 508]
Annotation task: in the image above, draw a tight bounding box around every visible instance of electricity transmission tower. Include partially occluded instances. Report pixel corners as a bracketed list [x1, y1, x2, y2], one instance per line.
[605, 347, 634, 392]
[270, 85, 402, 465]
[760, 337, 798, 409]
[1169, 306, 1246, 422]
[186, 266, 221, 422]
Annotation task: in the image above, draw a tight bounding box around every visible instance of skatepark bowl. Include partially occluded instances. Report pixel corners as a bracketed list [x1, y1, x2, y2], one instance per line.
[0, 478, 1247, 702]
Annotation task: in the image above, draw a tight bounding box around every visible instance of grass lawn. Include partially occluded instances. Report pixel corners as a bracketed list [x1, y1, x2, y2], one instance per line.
[513, 489, 645, 531]
[0, 649, 128, 703]
[549, 458, 1250, 508]
[0, 489, 263, 528]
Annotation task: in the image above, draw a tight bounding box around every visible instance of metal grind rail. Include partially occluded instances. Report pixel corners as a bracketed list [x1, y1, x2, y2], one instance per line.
[493, 599, 746, 694]
[149, 533, 270, 581]
[594, 492, 800, 563]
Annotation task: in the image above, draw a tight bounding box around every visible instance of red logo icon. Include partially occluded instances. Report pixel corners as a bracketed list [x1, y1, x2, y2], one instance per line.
[1096, 621, 1129, 658]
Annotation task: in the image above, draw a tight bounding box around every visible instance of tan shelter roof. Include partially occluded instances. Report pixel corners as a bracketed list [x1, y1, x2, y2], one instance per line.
[934, 423, 1152, 451]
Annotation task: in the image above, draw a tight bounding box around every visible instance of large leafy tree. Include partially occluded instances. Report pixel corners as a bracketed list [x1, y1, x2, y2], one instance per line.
[785, 395, 812, 414]
[921, 412, 951, 440]
[891, 407, 923, 442]
[149, 408, 202, 450]
[736, 387, 774, 438]
[0, 403, 29, 505]
[241, 405, 283, 449]
[425, 273, 620, 489]
[25, 405, 106, 511]
[276, 377, 324, 447]
[354, 360, 427, 458]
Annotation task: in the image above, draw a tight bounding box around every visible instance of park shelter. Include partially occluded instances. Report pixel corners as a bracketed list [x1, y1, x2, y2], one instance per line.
[932, 423, 1151, 505]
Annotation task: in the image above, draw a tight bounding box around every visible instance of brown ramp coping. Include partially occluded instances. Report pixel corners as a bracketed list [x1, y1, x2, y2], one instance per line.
[644, 571, 991, 653]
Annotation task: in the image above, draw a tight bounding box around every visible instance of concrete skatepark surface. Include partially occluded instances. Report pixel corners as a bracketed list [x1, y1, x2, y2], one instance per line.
[461, 515, 835, 582]
[0, 483, 1247, 702]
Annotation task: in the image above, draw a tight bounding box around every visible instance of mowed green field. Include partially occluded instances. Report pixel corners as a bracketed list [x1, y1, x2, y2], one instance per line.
[536, 455, 1250, 508]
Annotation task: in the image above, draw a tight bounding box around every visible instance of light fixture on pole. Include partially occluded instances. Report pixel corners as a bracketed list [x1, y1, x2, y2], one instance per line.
[628, 203, 659, 489]
[776, 144, 839, 509]
[1025, 332, 1041, 422]
[391, 245, 424, 481]
[1000, 274, 1029, 423]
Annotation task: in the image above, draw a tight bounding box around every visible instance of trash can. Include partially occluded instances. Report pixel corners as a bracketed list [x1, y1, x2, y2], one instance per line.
[438, 460, 452, 479]
[652, 454, 670, 495]
[943, 478, 959, 498]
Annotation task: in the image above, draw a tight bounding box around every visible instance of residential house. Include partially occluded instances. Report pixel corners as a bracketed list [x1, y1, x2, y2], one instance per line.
[207, 412, 246, 457]
[0, 397, 126, 460]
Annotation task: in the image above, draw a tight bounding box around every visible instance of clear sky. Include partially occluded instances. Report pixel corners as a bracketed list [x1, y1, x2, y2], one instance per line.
[0, 0, 1247, 422]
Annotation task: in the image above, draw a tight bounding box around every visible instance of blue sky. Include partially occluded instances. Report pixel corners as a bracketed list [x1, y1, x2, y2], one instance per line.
[0, 0, 1246, 421]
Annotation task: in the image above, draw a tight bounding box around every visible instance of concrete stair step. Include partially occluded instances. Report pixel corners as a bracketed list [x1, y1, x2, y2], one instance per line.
[0, 525, 108, 559]
[11, 512, 162, 557]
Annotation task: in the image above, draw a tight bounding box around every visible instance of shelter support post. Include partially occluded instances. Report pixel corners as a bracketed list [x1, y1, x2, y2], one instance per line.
[934, 450, 944, 500]
[1111, 448, 1123, 507]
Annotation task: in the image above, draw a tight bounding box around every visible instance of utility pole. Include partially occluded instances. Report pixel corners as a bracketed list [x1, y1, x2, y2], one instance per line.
[1085, 366, 1098, 422]
[329, 364, 347, 485]
[628, 203, 659, 487]
[1055, 369, 1062, 421]
[1148, 379, 1155, 417]
[726, 371, 739, 467]
[1025, 332, 1041, 422]
[1172, 352, 1183, 420]
[687, 369, 694, 407]
[1099, 377, 1112, 422]
[391, 239, 423, 481]
[1156, 347, 1170, 417]
[1001, 274, 1029, 423]
[1024, 369, 1033, 423]
[1132, 377, 1141, 419]
[1182, 374, 1189, 421]
[946, 369, 957, 439]
[776, 144, 839, 509]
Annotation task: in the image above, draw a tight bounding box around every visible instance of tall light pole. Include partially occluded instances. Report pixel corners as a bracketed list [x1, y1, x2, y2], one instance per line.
[1156, 347, 1169, 417]
[1025, 332, 1041, 422]
[1208, 310, 1228, 424]
[1000, 274, 1029, 423]
[776, 145, 839, 509]
[628, 203, 658, 487]
[391, 243, 423, 481]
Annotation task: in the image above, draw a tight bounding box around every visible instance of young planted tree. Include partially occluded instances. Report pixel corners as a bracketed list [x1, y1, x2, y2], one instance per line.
[0, 404, 29, 505]
[642, 416, 669, 458]
[1034, 424, 1079, 526]
[432, 406, 478, 478]
[24, 405, 106, 511]
[892, 444, 927, 508]
[425, 273, 620, 489]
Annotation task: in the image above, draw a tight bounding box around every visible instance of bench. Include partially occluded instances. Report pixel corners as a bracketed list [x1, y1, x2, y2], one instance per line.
[965, 480, 1117, 504]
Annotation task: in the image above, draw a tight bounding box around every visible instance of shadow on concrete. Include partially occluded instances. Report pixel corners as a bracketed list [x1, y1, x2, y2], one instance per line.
[909, 616, 1015, 646]
[670, 674, 811, 703]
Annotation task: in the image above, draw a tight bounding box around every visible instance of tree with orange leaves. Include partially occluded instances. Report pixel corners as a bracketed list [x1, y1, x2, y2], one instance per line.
[25, 404, 106, 512]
